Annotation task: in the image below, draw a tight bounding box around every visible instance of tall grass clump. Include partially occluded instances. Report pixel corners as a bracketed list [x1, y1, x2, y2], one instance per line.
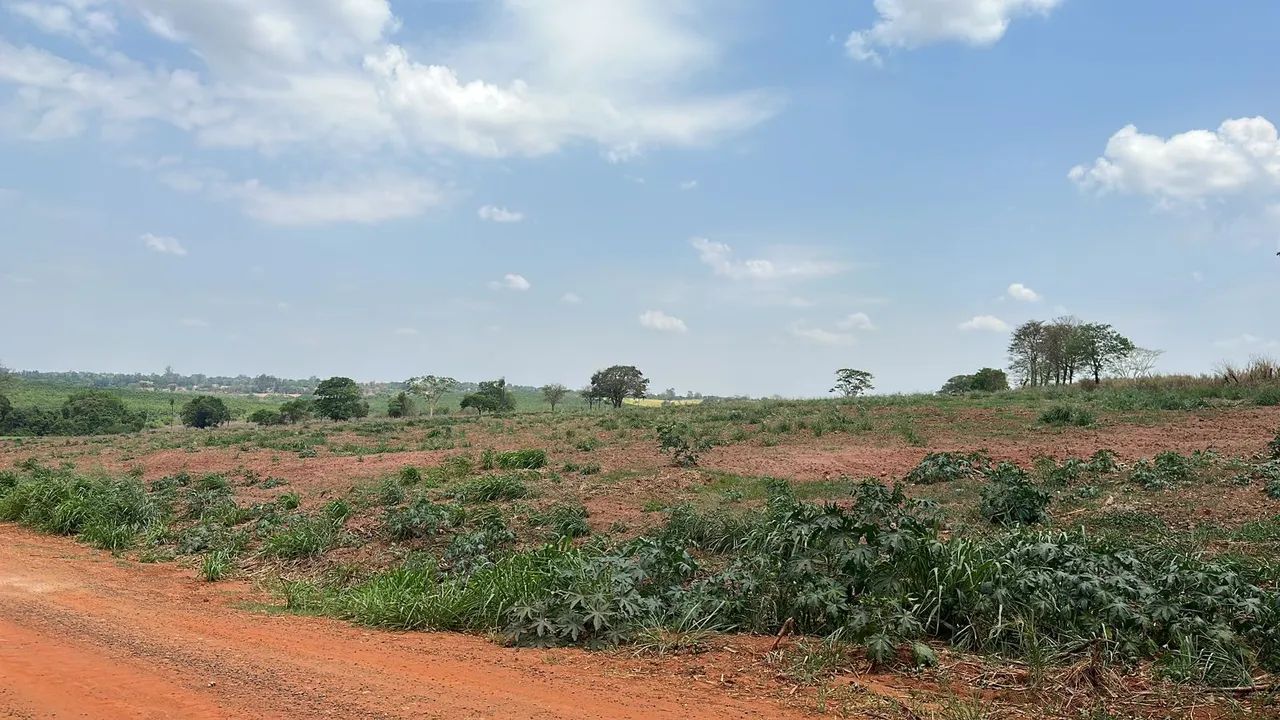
[0, 463, 164, 550]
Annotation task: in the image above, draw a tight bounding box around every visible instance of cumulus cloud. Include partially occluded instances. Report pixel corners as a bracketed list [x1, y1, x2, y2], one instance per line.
[836, 312, 876, 330]
[639, 309, 687, 333]
[489, 273, 531, 291]
[847, 0, 1063, 64]
[236, 175, 444, 225]
[141, 232, 187, 256]
[789, 323, 855, 346]
[679, 179, 699, 191]
[958, 315, 1011, 332]
[477, 205, 524, 223]
[560, 292, 582, 304]
[691, 237, 844, 281]
[1007, 282, 1041, 302]
[1069, 117, 1280, 203]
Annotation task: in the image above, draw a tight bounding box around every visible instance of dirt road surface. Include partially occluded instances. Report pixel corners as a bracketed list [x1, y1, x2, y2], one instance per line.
[0, 525, 802, 720]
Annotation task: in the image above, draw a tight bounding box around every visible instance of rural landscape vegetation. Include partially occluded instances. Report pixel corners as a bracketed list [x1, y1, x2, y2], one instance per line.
[3, 1, 1279, 719]
[4, 312, 1280, 718]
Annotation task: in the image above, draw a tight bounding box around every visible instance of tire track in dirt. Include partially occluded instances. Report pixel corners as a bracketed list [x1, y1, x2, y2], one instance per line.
[0, 525, 802, 720]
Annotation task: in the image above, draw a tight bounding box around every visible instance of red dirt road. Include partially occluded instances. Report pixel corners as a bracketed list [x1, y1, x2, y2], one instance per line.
[0, 525, 801, 720]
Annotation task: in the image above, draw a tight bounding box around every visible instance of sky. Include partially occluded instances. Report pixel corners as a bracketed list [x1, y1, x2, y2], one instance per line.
[1, 0, 1278, 397]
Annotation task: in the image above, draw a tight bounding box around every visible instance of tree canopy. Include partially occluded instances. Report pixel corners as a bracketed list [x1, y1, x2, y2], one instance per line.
[940, 368, 1009, 394]
[313, 377, 369, 421]
[460, 378, 516, 415]
[406, 375, 457, 417]
[589, 366, 649, 408]
[181, 395, 230, 429]
[541, 383, 568, 411]
[830, 369, 874, 398]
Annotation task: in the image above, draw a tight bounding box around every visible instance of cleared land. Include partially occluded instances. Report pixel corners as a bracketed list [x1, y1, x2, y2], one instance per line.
[3, 391, 1280, 718]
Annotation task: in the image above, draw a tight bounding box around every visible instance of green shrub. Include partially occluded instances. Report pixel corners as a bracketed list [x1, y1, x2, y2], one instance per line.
[202, 549, 233, 581]
[979, 463, 1050, 525]
[904, 451, 990, 484]
[656, 422, 709, 467]
[398, 466, 423, 484]
[384, 497, 464, 540]
[1039, 405, 1095, 427]
[0, 468, 162, 550]
[496, 449, 547, 470]
[248, 408, 285, 426]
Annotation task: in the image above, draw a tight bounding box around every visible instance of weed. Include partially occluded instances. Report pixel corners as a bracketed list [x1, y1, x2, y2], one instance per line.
[496, 449, 547, 470]
[1039, 405, 1096, 427]
[531, 502, 590, 539]
[450, 473, 530, 503]
[202, 549, 233, 581]
[656, 422, 710, 467]
[905, 451, 991, 485]
[979, 463, 1050, 525]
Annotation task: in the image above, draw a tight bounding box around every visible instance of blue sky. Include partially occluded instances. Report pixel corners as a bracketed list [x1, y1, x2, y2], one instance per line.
[1, 0, 1277, 396]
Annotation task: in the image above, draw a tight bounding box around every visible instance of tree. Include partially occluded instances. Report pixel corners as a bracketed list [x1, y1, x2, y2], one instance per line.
[0, 394, 11, 424]
[61, 390, 146, 434]
[541, 383, 568, 411]
[0, 361, 12, 394]
[387, 391, 414, 418]
[278, 397, 313, 423]
[970, 367, 1010, 392]
[181, 395, 231, 429]
[1114, 347, 1163, 379]
[460, 378, 515, 415]
[580, 385, 603, 410]
[830, 368, 874, 398]
[406, 375, 457, 418]
[313, 377, 369, 421]
[1077, 323, 1135, 384]
[940, 374, 975, 395]
[1008, 320, 1047, 387]
[247, 408, 285, 426]
[251, 374, 280, 393]
[589, 366, 649, 408]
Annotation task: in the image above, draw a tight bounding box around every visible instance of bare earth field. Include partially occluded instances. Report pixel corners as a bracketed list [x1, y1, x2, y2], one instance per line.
[3, 401, 1280, 718]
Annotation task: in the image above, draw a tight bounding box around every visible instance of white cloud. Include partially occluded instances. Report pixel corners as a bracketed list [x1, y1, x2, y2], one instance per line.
[477, 205, 524, 223]
[1007, 282, 1041, 302]
[691, 237, 844, 281]
[0, 1, 778, 163]
[639, 309, 687, 333]
[789, 323, 855, 346]
[489, 273, 531, 291]
[958, 315, 1011, 332]
[236, 175, 443, 225]
[847, 0, 1063, 64]
[141, 232, 187, 256]
[1069, 117, 1280, 203]
[679, 179, 699, 191]
[393, 327, 418, 336]
[560, 292, 582, 304]
[836, 312, 876, 330]
[7, 1, 117, 43]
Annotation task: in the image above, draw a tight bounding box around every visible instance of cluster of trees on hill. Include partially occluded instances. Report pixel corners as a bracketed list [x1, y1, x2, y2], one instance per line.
[940, 368, 1009, 394]
[1008, 317, 1159, 387]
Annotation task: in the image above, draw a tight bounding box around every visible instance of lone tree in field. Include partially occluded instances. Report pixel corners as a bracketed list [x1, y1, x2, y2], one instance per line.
[387, 391, 413, 418]
[589, 365, 649, 408]
[406, 375, 457, 418]
[831, 368, 874, 398]
[460, 378, 516, 415]
[541, 383, 568, 411]
[181, 395, 231, 429]
[313, 377, 369, 421]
